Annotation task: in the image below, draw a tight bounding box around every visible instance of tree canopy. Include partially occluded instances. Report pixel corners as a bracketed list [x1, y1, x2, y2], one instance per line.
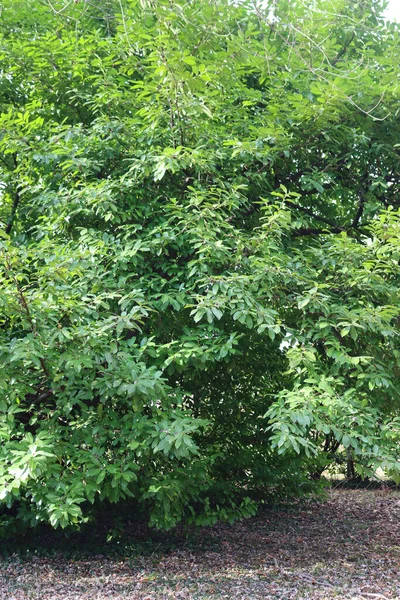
[0, 0, 400, 535]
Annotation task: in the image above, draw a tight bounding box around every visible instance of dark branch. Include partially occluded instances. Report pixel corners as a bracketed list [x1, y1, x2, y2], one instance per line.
[3, 254, 51, 380]
[331, 32, 356, 67]
[292, 226, 347, 237]
[351, 193, 366, 228]
[292, 223, 371, 238]
[5, 189, 21, 235]
[0, 155, 11, 169]
[5, 154, 20, 235]
[287, 200, 340, 228]
[36, 390, 54, 403]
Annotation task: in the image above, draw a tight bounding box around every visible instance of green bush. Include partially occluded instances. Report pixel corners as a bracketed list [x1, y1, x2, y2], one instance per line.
[0, 0, 400, 537]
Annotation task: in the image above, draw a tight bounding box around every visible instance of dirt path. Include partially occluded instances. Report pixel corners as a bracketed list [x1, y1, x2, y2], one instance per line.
[1, 489, 400, 599]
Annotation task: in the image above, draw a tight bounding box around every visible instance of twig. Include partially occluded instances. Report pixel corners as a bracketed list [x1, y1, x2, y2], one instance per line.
[295, 572, 335, 588]
[254, 10, 389, 120]
[273, 558, 335, 589]
[3, 253, 51, 379]
[360, 594, 390, 600]
[46, 0, 74, 15]
[150, 542, 162, 558]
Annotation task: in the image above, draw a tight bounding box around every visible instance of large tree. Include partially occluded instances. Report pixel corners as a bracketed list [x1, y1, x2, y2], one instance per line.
[0, 0, 399, 535]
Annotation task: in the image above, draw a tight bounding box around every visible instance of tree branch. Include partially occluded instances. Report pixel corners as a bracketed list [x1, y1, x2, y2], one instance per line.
[0, 155, 11, 169]
[331, 32, 355, 67]
[5, 189, 21, 235]
[287, 200, 340, 228]
[292, 226, 347, 237]
[5, 154, 20, 235]
[3, 254, 51, 379]
[292, 223, 370, 238]
[351, 193, 366, 228]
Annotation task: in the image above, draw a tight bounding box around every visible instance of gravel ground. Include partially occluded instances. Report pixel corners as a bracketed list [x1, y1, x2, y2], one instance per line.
[1, 489, 400, 599]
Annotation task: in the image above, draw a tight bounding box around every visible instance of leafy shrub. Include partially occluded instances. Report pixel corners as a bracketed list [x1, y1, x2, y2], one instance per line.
[0, 0, 400, 537]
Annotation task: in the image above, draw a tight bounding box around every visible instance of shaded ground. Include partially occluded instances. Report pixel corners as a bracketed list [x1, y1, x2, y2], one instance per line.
[1, 489, 400, 599]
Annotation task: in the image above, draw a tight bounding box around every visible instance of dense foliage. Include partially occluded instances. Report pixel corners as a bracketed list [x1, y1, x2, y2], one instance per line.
[1, 0, 400, 536]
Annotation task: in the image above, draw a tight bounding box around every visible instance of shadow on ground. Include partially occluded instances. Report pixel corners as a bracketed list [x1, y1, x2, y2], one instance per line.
[1, 490, 399, 599]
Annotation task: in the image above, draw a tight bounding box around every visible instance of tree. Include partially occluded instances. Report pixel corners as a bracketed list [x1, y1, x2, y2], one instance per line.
[0, 0, 399, 536]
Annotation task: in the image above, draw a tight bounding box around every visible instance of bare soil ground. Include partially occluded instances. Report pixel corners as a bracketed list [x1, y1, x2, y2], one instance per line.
[1, 489, 400, 600]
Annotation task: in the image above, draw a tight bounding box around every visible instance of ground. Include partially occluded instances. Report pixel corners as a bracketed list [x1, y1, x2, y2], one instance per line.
[1, 489, 400, 600]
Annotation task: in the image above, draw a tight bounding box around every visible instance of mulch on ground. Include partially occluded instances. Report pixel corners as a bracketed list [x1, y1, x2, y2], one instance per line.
[1, 489, 399, 599]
